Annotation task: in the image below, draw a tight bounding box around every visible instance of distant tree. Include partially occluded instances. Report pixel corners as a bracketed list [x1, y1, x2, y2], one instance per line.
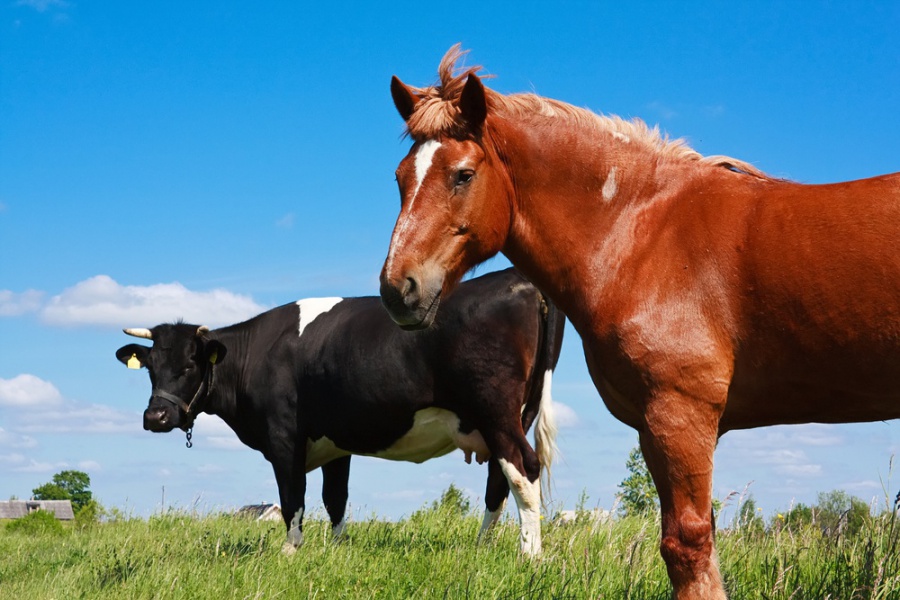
[735, 495, 765, 532]
[617, 445, 659, 517]
[431, 483, 471, 516]
[32, 470, 93, 512]
[776, 502, 813, 531]
[815, 490, 870, 536]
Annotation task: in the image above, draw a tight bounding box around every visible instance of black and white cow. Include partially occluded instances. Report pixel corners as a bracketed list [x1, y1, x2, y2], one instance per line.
[116, 268, 564, 555]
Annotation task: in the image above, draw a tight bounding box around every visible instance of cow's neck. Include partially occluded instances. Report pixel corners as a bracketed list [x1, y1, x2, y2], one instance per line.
[198, 330, 264, 450]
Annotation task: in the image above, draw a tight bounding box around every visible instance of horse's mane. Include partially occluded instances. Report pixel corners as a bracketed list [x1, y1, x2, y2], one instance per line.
[405, 45, 772, 180]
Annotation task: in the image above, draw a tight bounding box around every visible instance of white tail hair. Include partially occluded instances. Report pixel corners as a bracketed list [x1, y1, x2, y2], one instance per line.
[533, 369, 559, 501]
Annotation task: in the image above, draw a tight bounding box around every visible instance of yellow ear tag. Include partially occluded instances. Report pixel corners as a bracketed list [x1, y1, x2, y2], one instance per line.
[209, 351, 218, 365]
[127, 354, 142, 369]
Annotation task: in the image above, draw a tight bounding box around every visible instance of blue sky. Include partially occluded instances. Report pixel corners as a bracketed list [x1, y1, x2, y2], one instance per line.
[1, 1, 898, 523]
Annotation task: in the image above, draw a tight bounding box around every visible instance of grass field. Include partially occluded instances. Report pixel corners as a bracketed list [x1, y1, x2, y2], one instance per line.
[2, 495, 899, 600]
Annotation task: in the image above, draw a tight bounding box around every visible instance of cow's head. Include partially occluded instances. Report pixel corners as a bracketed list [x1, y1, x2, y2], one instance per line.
[116, 324, 226, 433]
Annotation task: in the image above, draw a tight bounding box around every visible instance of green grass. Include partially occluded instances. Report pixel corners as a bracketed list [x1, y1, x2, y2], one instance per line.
[1, 503, 898, 599]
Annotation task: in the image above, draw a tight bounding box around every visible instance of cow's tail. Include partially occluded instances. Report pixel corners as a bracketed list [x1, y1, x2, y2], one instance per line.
[524, 292, 565, 503]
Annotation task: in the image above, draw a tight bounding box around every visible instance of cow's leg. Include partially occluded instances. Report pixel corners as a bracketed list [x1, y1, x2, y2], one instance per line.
[477, 457, 509, 542]
[273, 448, 307, 555]
[640, 389, 725, 600]
[486, 430, 542, 556]
[320, 455, 351, 541]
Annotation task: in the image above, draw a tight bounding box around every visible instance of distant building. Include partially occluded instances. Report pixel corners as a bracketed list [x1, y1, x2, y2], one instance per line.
[553, 508, 611, 526]
[236, 503, 282, 522]
[0, 500, 75, 521]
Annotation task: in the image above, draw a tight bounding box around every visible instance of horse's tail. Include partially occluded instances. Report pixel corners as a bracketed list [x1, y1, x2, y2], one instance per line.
[522, 291, 565, 500]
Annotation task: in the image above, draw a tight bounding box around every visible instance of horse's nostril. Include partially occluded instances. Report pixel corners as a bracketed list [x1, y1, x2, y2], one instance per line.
[405, 277, 418, 297]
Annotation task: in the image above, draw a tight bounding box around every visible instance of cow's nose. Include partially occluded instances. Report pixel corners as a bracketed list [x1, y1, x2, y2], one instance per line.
[143, 407, 170, 432]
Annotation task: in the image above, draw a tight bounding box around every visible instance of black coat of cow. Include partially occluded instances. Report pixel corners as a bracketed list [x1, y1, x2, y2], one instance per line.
[116, 268, 564, 554]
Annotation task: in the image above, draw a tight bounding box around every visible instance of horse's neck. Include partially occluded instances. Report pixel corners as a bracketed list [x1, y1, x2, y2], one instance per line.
[499, 120, 666, 327]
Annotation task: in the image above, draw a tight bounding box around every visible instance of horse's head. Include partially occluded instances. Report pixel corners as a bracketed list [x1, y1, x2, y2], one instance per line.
[380, 69, 513, 330]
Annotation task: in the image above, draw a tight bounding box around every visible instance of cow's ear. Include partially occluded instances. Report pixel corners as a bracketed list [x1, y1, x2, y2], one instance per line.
[204, 340, 227, 366]
[116, 344, 150, 369]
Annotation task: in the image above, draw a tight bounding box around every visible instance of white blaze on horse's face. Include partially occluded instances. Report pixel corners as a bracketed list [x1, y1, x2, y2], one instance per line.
[413, 139, 442, 199]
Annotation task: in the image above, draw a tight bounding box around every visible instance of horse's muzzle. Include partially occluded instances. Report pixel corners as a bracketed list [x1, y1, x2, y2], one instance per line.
[379, 273, 442, 330]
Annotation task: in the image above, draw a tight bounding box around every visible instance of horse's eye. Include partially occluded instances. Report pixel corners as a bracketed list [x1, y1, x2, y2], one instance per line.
[456, 169, 475, 186]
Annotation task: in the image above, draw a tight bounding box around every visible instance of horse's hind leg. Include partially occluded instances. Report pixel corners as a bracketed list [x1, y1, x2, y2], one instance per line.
[640, 389, 726, 600]
[478, 458, 510, 542]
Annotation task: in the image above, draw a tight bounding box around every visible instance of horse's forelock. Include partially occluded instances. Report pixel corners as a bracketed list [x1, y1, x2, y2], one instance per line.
[404, 44, 487, 140]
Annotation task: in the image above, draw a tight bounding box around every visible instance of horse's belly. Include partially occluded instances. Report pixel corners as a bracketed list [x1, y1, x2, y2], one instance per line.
[722, 361, 900, 431]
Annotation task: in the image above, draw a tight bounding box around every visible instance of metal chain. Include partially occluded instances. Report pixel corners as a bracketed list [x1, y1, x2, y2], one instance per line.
[185, 427, 193, 449]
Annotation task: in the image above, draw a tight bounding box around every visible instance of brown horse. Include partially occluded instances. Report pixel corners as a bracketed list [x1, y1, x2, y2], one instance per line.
[379, 45, 900, 599]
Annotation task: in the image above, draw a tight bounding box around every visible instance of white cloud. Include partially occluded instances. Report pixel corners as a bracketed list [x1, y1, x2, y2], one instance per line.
[776, 463, 823, 477]
[15, 0, 68, 11]
[0, 289, 43, 316]
[553, 401, 580, 428]
[40, 275, 267, 328]
[0, 428, 38, 449]
[0, 374, 64, 409]
[14, 402, 138, 434]
[196, 464, 227, 475]
[718, 426, 838, 480]
[13, 458, 68, 473]
[0, 452, 26, 465]
[195, 414, 244, 450]
[276, 213, 295, 229]
[373, 489, 427, 501]
[646, 100, 677, 120]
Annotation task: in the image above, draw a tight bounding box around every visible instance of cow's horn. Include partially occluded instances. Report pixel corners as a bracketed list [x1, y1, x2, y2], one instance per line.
[123, 328, 153, 339]
[196, 326, 210, 336]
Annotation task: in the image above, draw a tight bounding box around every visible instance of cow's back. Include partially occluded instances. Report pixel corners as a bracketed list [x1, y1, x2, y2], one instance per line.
[289, 268, 547, 453]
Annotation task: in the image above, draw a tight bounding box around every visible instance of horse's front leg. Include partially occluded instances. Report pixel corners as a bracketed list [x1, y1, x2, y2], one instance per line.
[640, 386, 727, 600]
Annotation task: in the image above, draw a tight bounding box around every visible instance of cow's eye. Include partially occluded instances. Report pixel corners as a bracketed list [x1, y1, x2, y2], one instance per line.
[455, 169, 475, 186]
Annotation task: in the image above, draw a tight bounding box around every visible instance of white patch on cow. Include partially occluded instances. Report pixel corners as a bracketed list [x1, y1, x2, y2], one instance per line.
[370, 407, 490, 464]
[499, 458, 542, 556]
[296, 297, 342, 338]
[602, 166, 618, 201]
[477, 496, 508, 542]
[283, 507, 304, 552]
[305, 436, 350, 472]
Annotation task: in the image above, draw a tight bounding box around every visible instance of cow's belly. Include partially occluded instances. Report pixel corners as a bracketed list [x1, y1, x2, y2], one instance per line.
[305, 408, 491, 471]
[369, 408, 490, 464]
[305, 437, 350, 472]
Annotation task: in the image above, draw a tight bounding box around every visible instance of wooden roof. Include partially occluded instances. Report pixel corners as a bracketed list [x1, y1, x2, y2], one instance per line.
[0, 500, 75, 520]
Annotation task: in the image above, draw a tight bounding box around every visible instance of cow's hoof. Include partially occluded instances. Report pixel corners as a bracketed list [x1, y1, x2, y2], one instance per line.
[281, 542, 298, 556]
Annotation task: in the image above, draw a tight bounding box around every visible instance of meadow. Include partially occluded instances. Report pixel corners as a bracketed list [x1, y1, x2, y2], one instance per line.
[2, 491, 899, 600]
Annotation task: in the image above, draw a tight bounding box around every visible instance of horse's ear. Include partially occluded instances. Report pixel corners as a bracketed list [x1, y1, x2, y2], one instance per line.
[391, 75, 419, 122]
[459, 74, 487, 129]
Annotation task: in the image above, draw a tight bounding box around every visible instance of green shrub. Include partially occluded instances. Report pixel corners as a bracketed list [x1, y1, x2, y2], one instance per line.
[5, 509, 66, 536]
[74, 499, 104, 529]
